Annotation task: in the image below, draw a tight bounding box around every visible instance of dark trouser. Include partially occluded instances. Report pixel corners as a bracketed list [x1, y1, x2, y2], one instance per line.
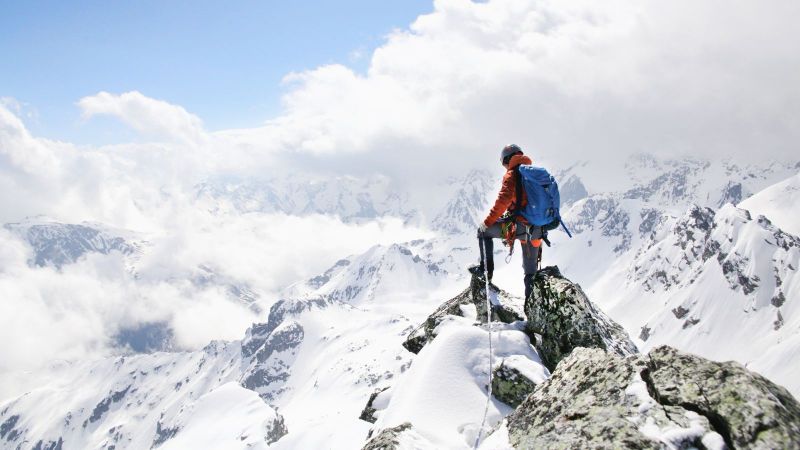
[478, 222, 542, 300]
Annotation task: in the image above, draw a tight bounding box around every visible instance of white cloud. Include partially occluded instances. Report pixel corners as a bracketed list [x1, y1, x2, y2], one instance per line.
[0, 209, 431, 370]
[234, 0, 800, 174]
[1, 0, 799, 370]
[78, 91, 208, 145]
[38, 0, 800, 196]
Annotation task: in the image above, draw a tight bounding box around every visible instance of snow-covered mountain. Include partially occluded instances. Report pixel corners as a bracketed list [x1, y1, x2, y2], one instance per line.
[0, 275, 440, 449]
[0, 302, 304, 449]
[543, 156, 796, 282]
[3, 153, 799, 449]
[430, 169, 495, 235]
[283, 243, 449, 306]
[195, 174, 420, 224]
[3, 219, 145, 269]
[589, 202, 800, 393]
[739, 170, 800, 236]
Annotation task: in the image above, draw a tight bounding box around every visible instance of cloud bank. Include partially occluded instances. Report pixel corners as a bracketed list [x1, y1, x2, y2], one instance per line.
[0, 213, 429, 371]
[5, 0, 799, 225]
[1, 0, 799, 370]
[225, 0, 800, 180]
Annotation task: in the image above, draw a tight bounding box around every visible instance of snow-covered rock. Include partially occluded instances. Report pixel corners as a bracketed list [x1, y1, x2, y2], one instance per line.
[507, 345, 800, 449]
[371, 319, 547, 449]
[491, 359, 540, 408]
[402, 272, 522, 354]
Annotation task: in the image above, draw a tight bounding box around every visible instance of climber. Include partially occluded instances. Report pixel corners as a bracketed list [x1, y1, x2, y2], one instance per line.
[469, 144, 542, 301]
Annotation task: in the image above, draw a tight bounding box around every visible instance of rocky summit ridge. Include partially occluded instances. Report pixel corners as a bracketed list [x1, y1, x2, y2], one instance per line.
[364, 267, 800, 449]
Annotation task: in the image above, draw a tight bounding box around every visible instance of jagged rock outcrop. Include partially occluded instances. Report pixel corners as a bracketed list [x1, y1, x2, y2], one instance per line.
[360, 387, 390, 425]
[559, 174, 589, 206]
[526, 266, 638, 371]
[644, 346, 800, 449]
[507, 346, 800, 449]
[492, 361, 538, 408]
[402, 273, 523, 354]
[241, 298, 328, 400]
[361, 422, 413, 450]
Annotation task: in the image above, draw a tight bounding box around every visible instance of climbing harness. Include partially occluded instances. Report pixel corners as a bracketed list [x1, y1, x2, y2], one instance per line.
[499, 216, 516, 264]
[473, 238, 494, 450]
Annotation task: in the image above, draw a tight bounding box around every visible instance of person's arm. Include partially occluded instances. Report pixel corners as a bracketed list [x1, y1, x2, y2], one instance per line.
[483, 171, 515, 226]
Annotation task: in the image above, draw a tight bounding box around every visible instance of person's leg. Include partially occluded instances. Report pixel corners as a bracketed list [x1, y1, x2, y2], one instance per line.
[474, 223, 503, 281]
[518, 225, 542, 300]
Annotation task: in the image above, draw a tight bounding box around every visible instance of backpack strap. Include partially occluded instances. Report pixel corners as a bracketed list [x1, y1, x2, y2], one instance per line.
[511, 165, 523, 217]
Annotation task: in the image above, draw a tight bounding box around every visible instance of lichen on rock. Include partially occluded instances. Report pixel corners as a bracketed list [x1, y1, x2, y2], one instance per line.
[492, 361, 538, 408]
[507, 346, 800, 449]
[525, 266, 638, 371]
[361, 422, 412, 450]
[644, 345, 800, 449]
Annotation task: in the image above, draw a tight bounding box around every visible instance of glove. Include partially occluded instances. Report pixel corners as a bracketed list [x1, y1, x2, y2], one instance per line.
[478, 222, 488, 234]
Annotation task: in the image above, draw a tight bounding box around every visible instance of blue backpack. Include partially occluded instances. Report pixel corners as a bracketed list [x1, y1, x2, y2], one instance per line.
[515, 165, 572, 238]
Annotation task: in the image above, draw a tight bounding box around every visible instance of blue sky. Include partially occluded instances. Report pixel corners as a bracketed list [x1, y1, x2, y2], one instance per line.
[0, 0, 431, 143]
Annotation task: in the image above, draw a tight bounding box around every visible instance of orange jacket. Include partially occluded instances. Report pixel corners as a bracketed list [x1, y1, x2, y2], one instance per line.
[483, 154, 532, 227]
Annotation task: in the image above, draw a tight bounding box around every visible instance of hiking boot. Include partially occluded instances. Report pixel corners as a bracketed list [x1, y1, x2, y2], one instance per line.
[524, 273, 537, 301]
[468, 264, 492, 282]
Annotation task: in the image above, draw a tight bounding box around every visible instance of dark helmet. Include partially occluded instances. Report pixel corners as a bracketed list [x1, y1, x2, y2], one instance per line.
[500, 144, 523, 165]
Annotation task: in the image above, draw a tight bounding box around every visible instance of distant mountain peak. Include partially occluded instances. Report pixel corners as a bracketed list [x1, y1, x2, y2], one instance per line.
[3, 220, 144, 268]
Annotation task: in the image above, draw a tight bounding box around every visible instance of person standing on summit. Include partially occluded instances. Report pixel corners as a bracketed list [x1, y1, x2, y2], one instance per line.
[470, 144, 543, 300]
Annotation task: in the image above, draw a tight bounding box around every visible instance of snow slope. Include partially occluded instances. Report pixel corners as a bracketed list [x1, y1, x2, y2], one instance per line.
[0, 338, 288, 449]
[740, 171, 800, 236]
[371, 317, 547, 449]
[283, 243, 450, 307]
[0, 259, 461, 449]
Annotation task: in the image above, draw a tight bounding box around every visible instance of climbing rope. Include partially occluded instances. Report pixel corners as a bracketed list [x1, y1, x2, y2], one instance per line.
[473, 237, 494, 450]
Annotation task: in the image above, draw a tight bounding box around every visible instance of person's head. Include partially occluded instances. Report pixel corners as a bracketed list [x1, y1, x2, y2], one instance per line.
[500, 144, 523, 168]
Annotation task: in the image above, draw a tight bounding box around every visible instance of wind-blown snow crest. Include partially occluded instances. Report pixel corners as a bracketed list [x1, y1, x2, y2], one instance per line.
[739, 170, 800, 236]
[371, 317, 547, 449]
